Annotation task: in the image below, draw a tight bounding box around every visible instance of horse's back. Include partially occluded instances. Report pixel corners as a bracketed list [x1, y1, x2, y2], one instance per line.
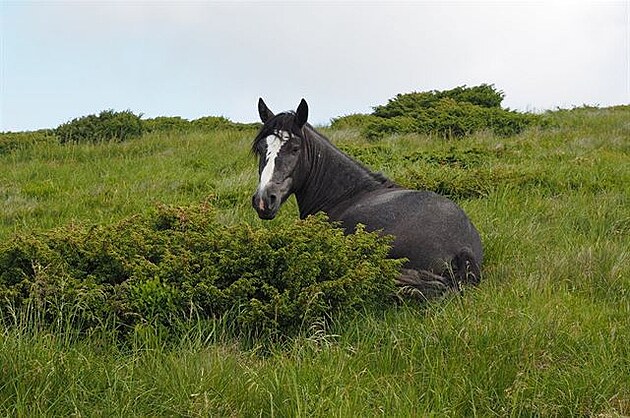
[333, 189, 483, 274]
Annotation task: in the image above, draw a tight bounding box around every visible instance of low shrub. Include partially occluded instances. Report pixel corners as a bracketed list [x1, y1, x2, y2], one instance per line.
[331, 85, 546, 139]
[336, 142, 619, 200]
[55, 111, 260, 142]
[142, 116, 191, 133]
[190, 116, 260, 132]
[330, 114, 381, 130]
[0, 204, 400, 341]
[0, 130, 56, 155]
[363, 116, 419, 139]
[372, 84, 504, 119]
[55, 110, 144, 143]
[190, 116, 237, 131]
[142, 115, 261, 134]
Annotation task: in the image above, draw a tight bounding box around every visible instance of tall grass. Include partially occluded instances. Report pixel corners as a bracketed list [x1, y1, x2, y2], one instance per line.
[0, 130, 262, 239]
[0, 106, 628, 416]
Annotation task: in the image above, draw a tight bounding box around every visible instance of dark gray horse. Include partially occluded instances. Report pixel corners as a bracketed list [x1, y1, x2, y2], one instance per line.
[251, 98, 483, 298]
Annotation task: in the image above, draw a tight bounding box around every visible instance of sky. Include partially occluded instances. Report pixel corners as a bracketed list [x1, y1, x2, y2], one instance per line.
[1, 0, 628, 132]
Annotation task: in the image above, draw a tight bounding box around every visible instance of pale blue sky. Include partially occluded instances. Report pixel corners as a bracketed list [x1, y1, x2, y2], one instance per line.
[1, 0, 628, 132]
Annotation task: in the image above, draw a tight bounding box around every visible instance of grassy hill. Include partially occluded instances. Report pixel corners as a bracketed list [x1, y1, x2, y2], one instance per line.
[0, 105, 628, 416]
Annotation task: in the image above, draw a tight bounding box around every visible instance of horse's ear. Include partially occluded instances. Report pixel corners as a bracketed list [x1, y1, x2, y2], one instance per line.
[258, 98, 274, 123]
[295, 98, 308, 128]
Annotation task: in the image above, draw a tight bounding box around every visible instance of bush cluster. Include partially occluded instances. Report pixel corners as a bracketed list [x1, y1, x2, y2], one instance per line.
[55, 110, 144, 143]
[337, 142, 622, 200]
[55, 110, 261, 143]
[143, 115, 261, 134]
[331, 84, 544, 139]
[0, 204, 400, 340]
[372, 84, 504, 118]
[141, 116, 191, 133]
[329, 113, 382, 131]
[0, 130, 55, 155]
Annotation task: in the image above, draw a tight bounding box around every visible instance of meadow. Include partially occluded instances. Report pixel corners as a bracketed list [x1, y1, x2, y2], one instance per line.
[0, 105, 628, 416]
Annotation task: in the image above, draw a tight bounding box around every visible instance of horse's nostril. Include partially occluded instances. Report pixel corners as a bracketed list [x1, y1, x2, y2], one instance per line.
[269, 193, 277, 205]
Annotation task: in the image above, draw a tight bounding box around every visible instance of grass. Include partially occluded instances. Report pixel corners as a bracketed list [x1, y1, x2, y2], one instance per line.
[0, 129, 264, 237]
[1, 106, 629, 416]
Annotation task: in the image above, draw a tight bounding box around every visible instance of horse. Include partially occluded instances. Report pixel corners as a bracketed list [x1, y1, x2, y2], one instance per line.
[251, 98, 483, 299]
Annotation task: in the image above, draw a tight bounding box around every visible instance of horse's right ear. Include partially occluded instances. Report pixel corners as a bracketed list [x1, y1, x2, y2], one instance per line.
[295, 98, 308, 128]
[258, 98, 274, 123]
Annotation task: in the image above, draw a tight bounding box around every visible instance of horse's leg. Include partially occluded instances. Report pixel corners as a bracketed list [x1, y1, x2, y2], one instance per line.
[395, 268, 453, 301]
[395, 248, 481, 301]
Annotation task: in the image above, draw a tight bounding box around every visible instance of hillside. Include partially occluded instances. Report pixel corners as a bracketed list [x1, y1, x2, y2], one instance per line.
[0, 105, 629, 416]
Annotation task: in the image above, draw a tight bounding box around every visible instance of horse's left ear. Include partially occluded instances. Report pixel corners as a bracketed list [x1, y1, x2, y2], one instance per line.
[296, 99, 308, 128]
[258, 98, 274, 123]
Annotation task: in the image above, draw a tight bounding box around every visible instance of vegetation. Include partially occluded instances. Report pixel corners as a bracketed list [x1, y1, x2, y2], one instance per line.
[332, 84, 545, 138]
[55, 109, 144, 144]
[0, 103, 628, 416]
[0, 206, 399, 342]
[143, 115, 261, 134]
[53, 110, 261, 144]
[0, 130, 55, 155]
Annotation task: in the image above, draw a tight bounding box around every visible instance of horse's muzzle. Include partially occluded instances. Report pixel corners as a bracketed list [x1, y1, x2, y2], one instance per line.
[253, 179, 292, 220]
[252, 191, 279, 220]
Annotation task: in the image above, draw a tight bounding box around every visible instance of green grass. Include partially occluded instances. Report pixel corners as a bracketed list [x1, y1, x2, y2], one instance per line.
[1, 106, 629, 416]
[0, 129, 265, 237]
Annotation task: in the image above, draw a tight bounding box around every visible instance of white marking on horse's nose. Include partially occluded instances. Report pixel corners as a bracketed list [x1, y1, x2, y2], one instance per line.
[257, 131, 290, 193]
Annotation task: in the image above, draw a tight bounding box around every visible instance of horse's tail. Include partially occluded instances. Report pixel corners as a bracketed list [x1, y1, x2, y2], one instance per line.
[395, 247, 482, 301]
[451, 247, 482, 286]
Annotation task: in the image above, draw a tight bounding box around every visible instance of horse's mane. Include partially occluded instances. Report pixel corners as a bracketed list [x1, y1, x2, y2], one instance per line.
[371, 171, 397, 187]
[303, 124, 398, 189]
[252, 111, 398, 189]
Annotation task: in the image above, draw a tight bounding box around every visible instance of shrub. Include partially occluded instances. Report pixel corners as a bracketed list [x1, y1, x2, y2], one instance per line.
[486, 107, 547, 137]
[439, 84, 505, 108]
[363, 116, 419, 140]
[0, 204, 400, 341]
[372, 84, 505, 119]
[142, 116, 191, 133]
[330, 114, 381, 130]
[191, 116, 236, 131]
[0, 130, 56, 155]
[191, 116, 260, 132]
[55, 110, 143, 143]
[332, 85, 544, 139]
[141, 115, 261, 134]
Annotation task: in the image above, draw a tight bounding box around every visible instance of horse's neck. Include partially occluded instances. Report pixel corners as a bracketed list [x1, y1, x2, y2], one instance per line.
[295, 129, 385, 219]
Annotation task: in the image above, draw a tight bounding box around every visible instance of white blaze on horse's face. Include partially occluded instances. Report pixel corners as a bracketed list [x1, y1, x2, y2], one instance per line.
[257, 130, 291, 194]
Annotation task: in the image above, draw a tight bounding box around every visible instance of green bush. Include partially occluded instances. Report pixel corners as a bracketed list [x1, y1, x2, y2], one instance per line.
[0, 130, 56, 155]
[485, 106, 544, 137]
[190, 116, 236, 131]
[331, 85, 545, 139]
[0, 204, 400, 341]
[55, 110, 144, 143]
[55, 111, 261, 139]
[141, 115, 261, 134]
[142, 116, 191, 133]
[373, 84, 504, 119]
[191, 116, 260, 132]
[363, 116, 419, 139]
[330, 114, 382, 130]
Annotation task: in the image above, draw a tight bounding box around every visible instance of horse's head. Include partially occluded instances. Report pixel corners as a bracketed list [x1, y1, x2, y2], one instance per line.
[251, 98, 309, 220]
